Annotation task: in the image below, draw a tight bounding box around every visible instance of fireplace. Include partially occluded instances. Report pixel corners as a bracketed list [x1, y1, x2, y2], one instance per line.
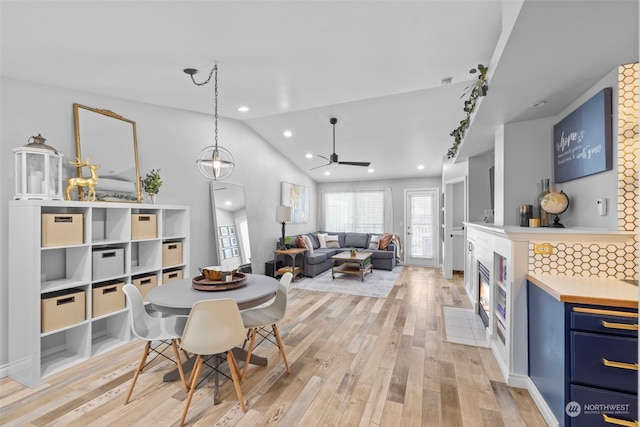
[478, 262, 490, 328]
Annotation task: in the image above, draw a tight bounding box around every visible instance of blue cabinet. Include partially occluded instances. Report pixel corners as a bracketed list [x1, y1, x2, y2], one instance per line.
[528, 281, 638, 426]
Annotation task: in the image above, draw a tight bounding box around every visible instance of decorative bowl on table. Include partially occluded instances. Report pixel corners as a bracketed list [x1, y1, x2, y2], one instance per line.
[200, 266, 237, 281]
[192, 272, 247, 291]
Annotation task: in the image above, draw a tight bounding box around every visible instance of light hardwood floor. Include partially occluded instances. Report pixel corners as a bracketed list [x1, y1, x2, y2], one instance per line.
[0, 266, 547, 426]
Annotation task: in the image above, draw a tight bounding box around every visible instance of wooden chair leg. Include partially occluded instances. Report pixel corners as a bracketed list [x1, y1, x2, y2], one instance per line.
[180, 355, 204, 427]
[272, 324, 290, 373]
[171, 339, 189, 392]
[124, 341, 151, 404]
[242, 328, 252, 349]
[227, 350, 247, 413]
[241, 328, 257, 380]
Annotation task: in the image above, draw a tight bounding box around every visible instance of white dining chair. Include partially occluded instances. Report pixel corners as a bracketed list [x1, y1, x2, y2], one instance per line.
[122, 284, 188, 405]
[240, 272, 292, 380]
[179, 298, 247, 426]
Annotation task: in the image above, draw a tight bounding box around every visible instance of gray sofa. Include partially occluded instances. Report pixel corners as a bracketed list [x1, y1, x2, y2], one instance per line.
[280, 231, 397, 278]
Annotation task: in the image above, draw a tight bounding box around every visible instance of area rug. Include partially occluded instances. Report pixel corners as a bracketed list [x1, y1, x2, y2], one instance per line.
[291, 266, 402, 298]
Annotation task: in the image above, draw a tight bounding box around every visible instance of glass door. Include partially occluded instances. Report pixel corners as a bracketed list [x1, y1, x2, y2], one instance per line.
[405, 189, 438, 266]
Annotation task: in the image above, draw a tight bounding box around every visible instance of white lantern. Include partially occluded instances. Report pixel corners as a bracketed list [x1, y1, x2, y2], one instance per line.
[14, 134, 64, 200]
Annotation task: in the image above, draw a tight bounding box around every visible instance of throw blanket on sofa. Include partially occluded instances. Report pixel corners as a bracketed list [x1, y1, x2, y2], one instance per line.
[391, 233, 402, 263]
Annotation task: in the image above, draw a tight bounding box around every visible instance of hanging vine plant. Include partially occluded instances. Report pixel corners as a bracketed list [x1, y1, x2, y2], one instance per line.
[447, 64, 488, 158]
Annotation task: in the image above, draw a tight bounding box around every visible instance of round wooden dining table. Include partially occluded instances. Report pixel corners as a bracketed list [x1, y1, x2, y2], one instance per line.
[145, 273, 280, 404]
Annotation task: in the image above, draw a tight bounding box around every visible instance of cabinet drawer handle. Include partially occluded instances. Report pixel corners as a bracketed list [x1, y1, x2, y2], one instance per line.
[602, 320, 639, 331]
[602, 413, 638, 427]
[602, 358, 638, 371]
[573, 307, 638, 319]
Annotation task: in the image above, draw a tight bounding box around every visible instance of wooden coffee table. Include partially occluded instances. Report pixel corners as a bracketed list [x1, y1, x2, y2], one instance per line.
[331, 251, 373, 282]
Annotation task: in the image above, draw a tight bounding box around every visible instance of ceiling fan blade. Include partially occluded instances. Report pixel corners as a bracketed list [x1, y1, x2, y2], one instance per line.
[310, 162, 331, 170]
[338, 161, 371, 167]
[317, 154, 330, 161]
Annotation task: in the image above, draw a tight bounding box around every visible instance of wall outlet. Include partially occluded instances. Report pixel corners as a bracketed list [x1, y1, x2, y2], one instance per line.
[534, 243, 553, 254]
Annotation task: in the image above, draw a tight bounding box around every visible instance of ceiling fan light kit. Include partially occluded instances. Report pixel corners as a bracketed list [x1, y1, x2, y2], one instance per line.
[311, 117, 371, 171]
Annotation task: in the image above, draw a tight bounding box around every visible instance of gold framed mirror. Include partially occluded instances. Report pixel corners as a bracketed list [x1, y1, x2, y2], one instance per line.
[73, 103, 142, 202]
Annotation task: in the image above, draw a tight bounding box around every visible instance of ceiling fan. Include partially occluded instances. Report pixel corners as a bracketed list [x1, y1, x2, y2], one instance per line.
[311, 118, 371, 170]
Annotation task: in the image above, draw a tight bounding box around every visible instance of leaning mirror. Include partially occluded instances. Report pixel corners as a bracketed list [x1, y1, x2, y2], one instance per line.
[210, 182, 252, 271]
[73, 103, 142, 202]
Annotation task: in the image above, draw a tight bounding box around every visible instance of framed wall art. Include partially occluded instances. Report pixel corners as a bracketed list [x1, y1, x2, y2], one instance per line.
[232, 247, 239, 257]
[553, 87, 613, 183]
[228, 226, 236, 235]
[222, 237, 231, 248]
[224, 248, 232, 259]
[219, 226, 229, 236]
[281, 181, 310, 223]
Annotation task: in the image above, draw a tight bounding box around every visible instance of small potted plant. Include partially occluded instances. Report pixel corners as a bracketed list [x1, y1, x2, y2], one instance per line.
[350, 246, 356, 256]
[141, 169, 162, 204]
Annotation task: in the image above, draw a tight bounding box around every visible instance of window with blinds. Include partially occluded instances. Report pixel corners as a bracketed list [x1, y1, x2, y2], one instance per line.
[323, 190, 384, 233]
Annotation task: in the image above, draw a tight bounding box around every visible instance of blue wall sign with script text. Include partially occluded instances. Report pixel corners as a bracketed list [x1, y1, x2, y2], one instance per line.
[553, 87, 612, 183]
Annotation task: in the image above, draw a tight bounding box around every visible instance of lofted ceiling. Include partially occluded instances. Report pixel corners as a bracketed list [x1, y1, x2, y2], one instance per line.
[1, 1, 638, 183]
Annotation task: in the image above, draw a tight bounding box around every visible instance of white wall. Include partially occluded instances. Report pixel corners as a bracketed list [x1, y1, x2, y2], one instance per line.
[550, 67, 620, 229]
[494, 66, 620, 229]
[0, 77, 317, 373]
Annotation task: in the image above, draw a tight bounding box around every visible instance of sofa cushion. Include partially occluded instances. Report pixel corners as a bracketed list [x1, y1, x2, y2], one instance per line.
[368, 234, 380, 250]
[306, 233, 320, 249]
[326, 235, 340, 249]
[379, 233, 393, 250]
[344, 232, 369, 248]
[305, 251, 327, 265]
[301, 235, 314, 254]
[316, 232, 328, 248]
[370, 249, 393, 259]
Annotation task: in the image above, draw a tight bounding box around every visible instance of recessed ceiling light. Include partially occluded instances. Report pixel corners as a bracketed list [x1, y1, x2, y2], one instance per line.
[225, 201, 232, 206]
[237, 106, 249, 112]
[417, 164, 425, 170]
[531, 101, 547, 108]
[305, 153, 313, 159]
[368, 168, 374, 173]
[283, 130, 292, 138]
[324, 171, 331, 176]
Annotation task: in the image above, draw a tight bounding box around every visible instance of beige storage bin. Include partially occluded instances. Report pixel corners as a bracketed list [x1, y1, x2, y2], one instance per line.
[92, 281, 125, 318]
[92, 248, 125, 281]
[131, 214, 157, 240]
[162, 241, 183, 267]
[41, 289, 86, 333]
[41, 213, 84, 247]
[132, 274, 157, 301]
[162, 269, 183, 283]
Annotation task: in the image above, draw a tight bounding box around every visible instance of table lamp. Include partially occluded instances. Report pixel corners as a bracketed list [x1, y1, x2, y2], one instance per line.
[276, 205, 292, 249]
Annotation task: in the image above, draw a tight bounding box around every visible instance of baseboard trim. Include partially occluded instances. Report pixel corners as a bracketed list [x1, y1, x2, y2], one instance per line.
[0, 362, 9, 379]
[524, 377, 560, 427]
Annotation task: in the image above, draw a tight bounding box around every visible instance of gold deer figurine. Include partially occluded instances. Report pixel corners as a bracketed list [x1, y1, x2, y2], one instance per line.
[65, 157, 100, 201]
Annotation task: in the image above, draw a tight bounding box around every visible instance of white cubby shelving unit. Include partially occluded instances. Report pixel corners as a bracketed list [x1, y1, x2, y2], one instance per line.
[8, 200, 190, 388]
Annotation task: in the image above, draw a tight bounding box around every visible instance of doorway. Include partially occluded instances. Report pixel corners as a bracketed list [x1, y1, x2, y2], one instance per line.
[442, 178, 467, 279]
[404, 189, 438, 267]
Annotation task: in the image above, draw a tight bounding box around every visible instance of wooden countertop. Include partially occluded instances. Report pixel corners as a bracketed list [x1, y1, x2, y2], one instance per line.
[526, 273, 639, 309]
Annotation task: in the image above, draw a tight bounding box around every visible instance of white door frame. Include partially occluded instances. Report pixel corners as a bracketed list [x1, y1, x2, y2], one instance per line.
[403, 188, 439, 267]
[442, 177, 467, 279]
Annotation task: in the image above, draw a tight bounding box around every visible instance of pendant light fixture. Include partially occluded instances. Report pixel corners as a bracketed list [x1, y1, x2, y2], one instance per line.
[185, 65, 235, 181]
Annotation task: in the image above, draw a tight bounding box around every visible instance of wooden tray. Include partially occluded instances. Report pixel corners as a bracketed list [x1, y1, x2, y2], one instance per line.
[192, 273, 247, 291]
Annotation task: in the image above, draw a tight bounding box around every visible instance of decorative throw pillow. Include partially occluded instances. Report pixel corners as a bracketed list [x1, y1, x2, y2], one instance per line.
[326, 235, 340, 249]
[301, 234, 314, 254]
[317, 233, 328, 248]
[379, 233, 393, 250]
[368, 234, 380, 250]
[296, 235, 306, 249]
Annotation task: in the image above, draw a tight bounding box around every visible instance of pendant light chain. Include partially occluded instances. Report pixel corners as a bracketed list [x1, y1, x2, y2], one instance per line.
[214, 65, 218, 149]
